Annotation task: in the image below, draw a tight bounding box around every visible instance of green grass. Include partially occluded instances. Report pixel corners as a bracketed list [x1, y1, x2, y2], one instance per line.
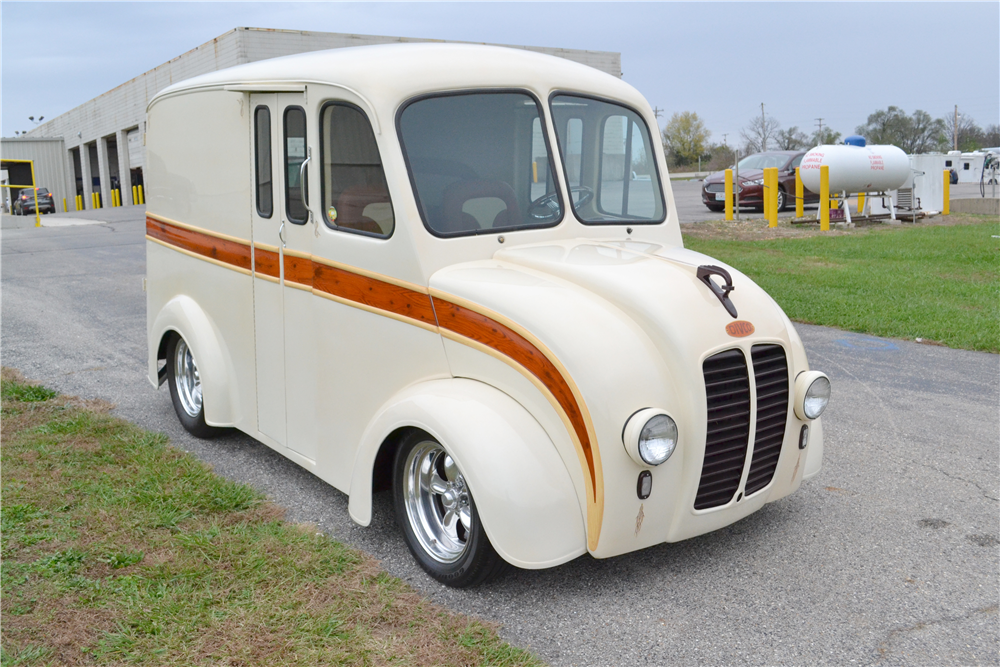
[0, 369, 542, 667]
[683, 217, 1000, 352]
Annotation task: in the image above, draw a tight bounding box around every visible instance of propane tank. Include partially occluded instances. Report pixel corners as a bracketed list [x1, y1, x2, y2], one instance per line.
[800, 142, 909, 193]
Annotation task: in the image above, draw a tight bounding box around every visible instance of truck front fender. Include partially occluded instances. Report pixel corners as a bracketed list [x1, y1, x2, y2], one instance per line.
[149, 294, 239, 427]
[349, 378, 587, 569]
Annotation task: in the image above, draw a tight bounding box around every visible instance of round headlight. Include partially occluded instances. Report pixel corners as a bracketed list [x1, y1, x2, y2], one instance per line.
[794, 371, 831, 420]
[639, 414, 677, 465]
[803, 376, 831, 419]
[623, 409, 678, 467]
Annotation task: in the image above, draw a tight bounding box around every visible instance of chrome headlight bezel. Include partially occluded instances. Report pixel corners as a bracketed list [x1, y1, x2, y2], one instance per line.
[794, 371, 831, 420]
[623, 408, 678, 467]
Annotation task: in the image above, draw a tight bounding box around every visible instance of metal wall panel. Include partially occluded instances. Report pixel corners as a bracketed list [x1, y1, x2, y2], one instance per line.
[1, 138, 71, 211]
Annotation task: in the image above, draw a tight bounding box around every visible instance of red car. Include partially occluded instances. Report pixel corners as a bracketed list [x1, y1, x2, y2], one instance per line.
[701, 151, 819, 212]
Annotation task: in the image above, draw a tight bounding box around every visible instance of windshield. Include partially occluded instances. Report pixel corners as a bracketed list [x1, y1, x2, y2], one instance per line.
[737, 154, 790, 170]
[398, 91, 563, 237]
[550, 95, 664, 224]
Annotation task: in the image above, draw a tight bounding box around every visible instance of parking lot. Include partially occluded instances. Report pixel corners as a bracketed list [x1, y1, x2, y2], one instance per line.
[1, 204, 997, 665]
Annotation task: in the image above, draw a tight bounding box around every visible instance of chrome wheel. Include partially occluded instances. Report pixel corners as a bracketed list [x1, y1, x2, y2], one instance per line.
[172, 338, 203, 418]
[403, 440, 471, 563]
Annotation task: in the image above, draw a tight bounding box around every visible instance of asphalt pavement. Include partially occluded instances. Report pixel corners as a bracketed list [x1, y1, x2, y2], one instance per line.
[2, 206, 997, 666]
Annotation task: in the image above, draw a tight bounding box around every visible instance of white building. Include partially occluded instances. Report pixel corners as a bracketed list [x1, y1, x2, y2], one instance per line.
[6, 27, 621, 212]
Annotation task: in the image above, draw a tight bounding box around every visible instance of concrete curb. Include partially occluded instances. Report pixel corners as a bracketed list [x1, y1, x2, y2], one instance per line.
[949, 198, 999, 216]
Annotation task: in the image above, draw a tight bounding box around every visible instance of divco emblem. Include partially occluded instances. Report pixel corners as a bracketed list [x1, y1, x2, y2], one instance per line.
[726, 320, 755, 338]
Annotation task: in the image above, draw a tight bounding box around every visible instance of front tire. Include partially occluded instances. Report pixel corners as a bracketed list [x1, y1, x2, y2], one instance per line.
[165, 334, 219, 438]
[776, 187, 787, 212]
[393, 431, 508, 587]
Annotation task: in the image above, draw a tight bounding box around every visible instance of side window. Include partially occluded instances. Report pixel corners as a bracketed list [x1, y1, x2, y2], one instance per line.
[791, 155, 804, 170]
[284, 107, 308, 224]
[320, 103, 394, 236]
[254, 106, 273, 218]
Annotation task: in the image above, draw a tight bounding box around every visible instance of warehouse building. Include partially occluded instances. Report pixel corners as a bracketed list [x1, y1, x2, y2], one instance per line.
[3, 27, 621, 213]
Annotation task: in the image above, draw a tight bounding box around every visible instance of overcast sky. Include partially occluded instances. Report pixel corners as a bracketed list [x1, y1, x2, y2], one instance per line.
[2, 1, 998, 146]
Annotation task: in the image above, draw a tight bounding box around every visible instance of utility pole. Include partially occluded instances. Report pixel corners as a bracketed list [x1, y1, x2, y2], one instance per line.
[652, 107, 664, 120]
[761, 103, 767, 151]
[815, 118, 825, 144]
[954, 104, 959, 151]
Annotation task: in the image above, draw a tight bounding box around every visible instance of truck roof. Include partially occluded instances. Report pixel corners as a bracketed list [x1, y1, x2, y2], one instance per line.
[148, 42, 644, 116]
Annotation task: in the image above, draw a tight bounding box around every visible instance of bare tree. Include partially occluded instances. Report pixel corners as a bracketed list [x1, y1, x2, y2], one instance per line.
[943, 113, 981, 151]
[983, 124, 1000, 148]
[740, 114, 781, 153]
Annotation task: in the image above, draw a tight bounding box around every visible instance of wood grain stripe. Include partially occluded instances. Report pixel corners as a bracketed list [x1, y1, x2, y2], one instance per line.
[253, 245, 280, 279]
[146, 216, 251, 271]
[314, 263, 437, 326]
[432, 298, 597, 498]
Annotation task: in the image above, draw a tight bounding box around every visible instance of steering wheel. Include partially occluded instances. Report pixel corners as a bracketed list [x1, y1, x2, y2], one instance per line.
[527, 186, 594, 221]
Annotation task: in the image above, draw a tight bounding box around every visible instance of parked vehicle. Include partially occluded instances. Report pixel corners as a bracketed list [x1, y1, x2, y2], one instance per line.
[701, 151, 819, 212]
[14, 187, 56, 215]
[145, 44, 830, 587]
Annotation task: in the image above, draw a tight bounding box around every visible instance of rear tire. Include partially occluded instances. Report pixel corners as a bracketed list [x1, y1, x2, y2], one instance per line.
[393, 431, 509, 587]
[165, 334, 219, 438]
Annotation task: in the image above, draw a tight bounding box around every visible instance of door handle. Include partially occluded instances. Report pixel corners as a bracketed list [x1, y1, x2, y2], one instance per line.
[299, 147, 317, 235]
[278, 220, 286, 248]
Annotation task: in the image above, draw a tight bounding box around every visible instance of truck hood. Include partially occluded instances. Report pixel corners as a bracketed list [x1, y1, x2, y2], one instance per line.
[429, 236, 800, 411]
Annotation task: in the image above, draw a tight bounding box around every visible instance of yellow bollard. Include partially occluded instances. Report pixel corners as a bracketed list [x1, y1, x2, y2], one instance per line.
[765, 167, 778, 227]
[820, 165, 830, 231]
[115, 190, 121, 207]
[857, 193, 866, 216]
[942, 170, 950, 215]
[724, 169, 734, 220]
[138, 185, 144, 205]
[795, 167, 804, 218]
[63, 197, 68, 213]
[763, 167, 771, 222]
[132, 185, 138, 205]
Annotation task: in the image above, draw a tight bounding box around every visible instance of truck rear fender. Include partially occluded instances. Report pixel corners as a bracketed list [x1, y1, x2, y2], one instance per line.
[149, 295, 238, 427]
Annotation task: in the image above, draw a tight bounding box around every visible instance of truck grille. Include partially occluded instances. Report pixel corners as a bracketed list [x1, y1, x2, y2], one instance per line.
[745, 345, 790, 495]
[695, 345, 790, 510]
[695, 349, 751, 510]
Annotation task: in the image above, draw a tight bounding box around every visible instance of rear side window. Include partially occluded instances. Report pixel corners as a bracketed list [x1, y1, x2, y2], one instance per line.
[284, 107, 308, 224]
[254, 106, 273, 218]
[320, 103, 394, 237]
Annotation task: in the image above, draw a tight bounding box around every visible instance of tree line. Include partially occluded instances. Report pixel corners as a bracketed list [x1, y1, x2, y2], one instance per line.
[661, 107, 1000, 171]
